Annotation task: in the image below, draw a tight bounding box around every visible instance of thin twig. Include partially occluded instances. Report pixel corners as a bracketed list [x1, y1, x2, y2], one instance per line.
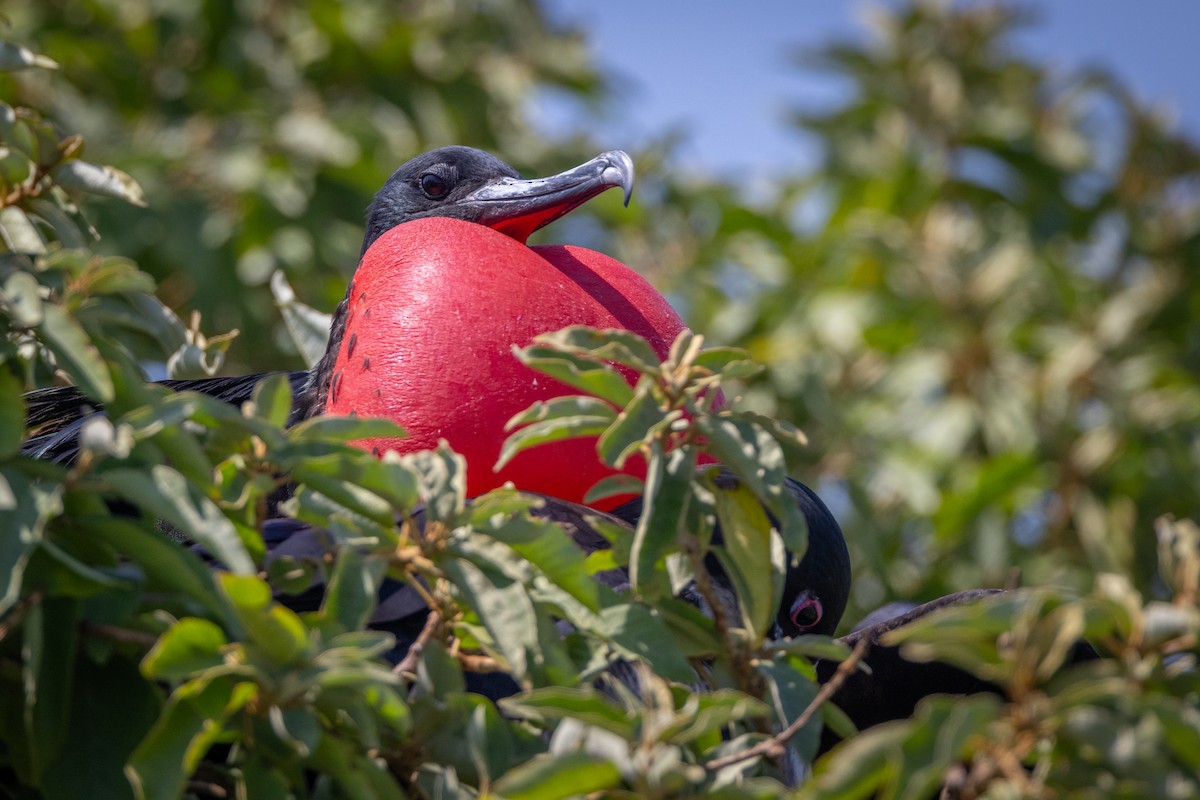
[0, 591, 41, 644]
[704, 636, 871, 771]
[184, 780, 228, 799]
[393, 610, 442, 675]
[456, 652, 505, 673]
[81, 622, 159, 648]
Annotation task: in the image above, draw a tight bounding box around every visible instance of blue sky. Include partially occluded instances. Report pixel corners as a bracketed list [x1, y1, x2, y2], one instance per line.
[539, 1, 1200, 179]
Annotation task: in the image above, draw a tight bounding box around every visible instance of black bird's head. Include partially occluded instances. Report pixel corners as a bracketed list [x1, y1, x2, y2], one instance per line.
[771, 480, 851, 638]
[610, 471, 850, 639]
[362, 146, 635, 253]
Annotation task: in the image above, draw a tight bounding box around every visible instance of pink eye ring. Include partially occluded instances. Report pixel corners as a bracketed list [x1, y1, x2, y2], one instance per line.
[790, 594, 823, 631]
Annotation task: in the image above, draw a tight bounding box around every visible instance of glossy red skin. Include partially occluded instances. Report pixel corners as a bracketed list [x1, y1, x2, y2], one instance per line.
[325, 217, 689, 508]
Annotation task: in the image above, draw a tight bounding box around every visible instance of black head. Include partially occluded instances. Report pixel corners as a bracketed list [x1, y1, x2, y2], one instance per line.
[362, 146, 635, 253]
[771, 479, 850, 638]
[610, 470, 850, 638]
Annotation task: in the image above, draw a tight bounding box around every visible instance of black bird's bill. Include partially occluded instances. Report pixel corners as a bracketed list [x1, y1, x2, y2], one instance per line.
[463, 150, 635, 243]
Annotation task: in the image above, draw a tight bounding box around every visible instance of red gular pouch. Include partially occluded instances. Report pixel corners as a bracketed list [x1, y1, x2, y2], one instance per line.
[324, 216, 714, 509]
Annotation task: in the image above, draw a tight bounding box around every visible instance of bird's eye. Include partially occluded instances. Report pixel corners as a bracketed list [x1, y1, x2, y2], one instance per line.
[790, 596, 823, 631]
[419, 173, 450, 200]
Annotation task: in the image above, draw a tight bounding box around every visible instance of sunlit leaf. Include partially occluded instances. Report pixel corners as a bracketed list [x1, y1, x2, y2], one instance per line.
[53, 160, 147, 206]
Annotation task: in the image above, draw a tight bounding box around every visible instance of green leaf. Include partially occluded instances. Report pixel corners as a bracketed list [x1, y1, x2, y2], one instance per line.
[695, 416, 807, 553]
[39, 304, 115, 402]
[893, 695, 1000, 800]
[319, 546, 386, 636]
[267, 555, 317, 596]
[289, 460, 398, 526]
[288, 414, 406, 443]
[1, 268, 44, 326]
[532, 325, 662, 372]
[103, 465, 254, 575]
[250, 372, 293, 427]
[23, 539, 130, 599]
[217, 573, 311, 666]
[442, 557, 542, 684]
[126, 677, 241, 800]
[583, 473, 645, 505]
[23, 596, 81, 782]
[769, 635, 852, 662]
[39, 653, 161, 800]
[596, 382, 676, 469]
[465, 697, 514, 786]
[711, 479, 782, 638]
[490, 752, 622, 800]
[596, 603, 696, 683]
[269, 706, 322, 757]
[661, 689, 770, 745]
[0, 206, 46, 253]
[514, 344, 636, 406]
[53, 160, 147, 206]
[399, 443, 466, 523]
[798, 721, 908, 800]
[654, 596, 725, 657]
[758, 656, 822, 766]
[0, 468, 62, 615]
[270, 270, 331, 367]
[28, 198, 89, 250]
[237, 758, 291, 800]
[500, 686, 635, 738]
[284, 451, 420, 515]
[693, 346, 762, 379]
[0, 370, 24, 458]
[471, 497, 601, 611]
[142, 618, 228, 682]
[86, 517, 225, 616]
[629, 445, 695, 591]
[308, 734, 407, 800]
[496, 396, 617, 470]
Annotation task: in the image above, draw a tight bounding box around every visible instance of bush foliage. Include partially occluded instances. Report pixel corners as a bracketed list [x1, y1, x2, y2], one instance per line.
[2, 2, 1198, 798]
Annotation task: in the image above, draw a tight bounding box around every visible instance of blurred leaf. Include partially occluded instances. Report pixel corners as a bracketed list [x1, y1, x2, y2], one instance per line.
[500, 686, 635, 738]
[1, 268, 43, 326]
[23, 597, 80, 782]
[490, 752, 622, 800]
[319, 546, 386, 637]
[0, 206, 45, 253]
[142, 618, 228, 683]
[0, 368, 25, 457]
[52, 161, 146, 207]
[103, 466, 254, 575]
[217, 574, 311, 666]
[126, 677, 244, 800]
[250, 373, 293, 428]
[0, 469, 62, 614]
[270, 270, 331, 368]
[38, 305, 114, 403]
[0, 41, 58, 71]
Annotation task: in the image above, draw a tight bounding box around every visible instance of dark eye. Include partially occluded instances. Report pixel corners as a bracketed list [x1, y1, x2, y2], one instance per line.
[419, 172, 450, 199]
[790, 595, 823, 632]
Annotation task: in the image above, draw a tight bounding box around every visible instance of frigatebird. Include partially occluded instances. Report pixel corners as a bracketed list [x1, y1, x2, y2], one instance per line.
[20, 144, 852, 670]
